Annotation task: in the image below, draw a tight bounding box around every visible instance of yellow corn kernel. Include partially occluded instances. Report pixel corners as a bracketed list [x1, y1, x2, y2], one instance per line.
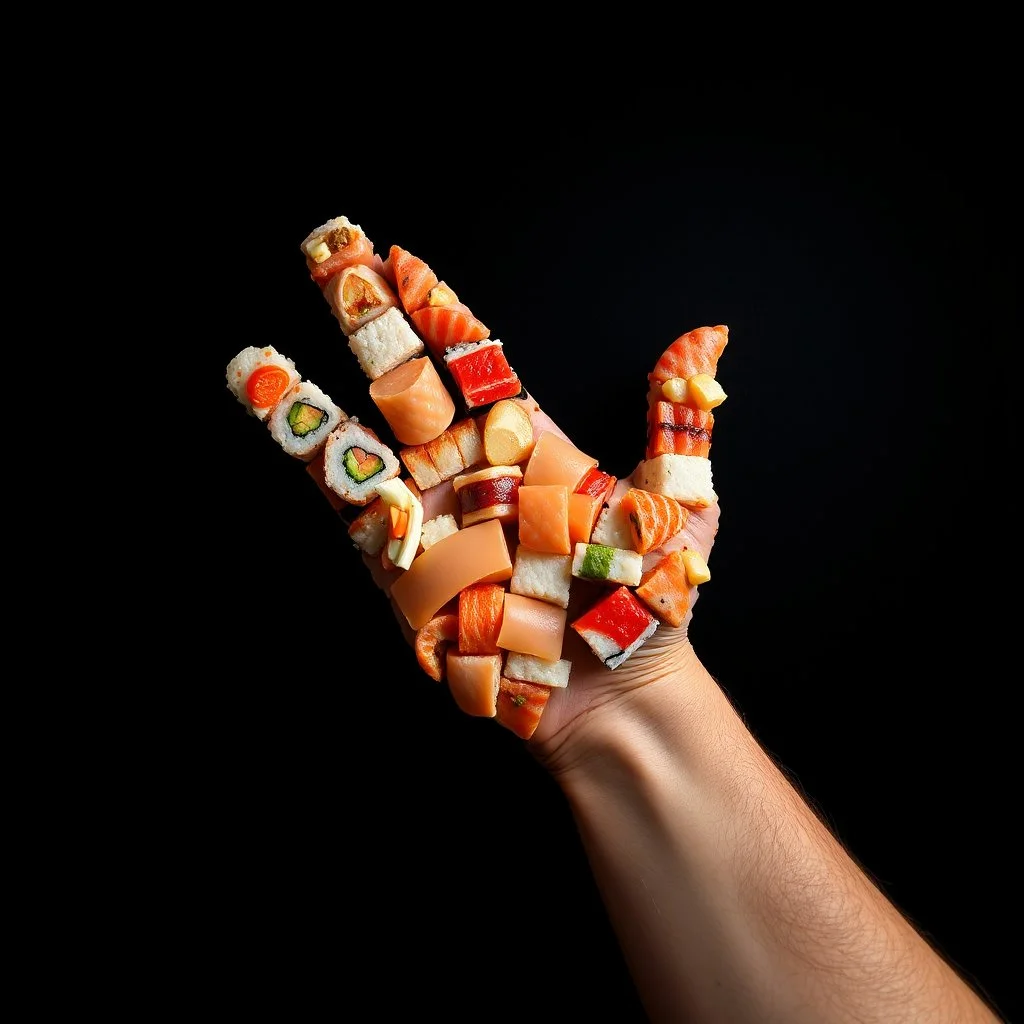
[427, 282, 459, 306]
[662, 377, 688, 403]
[306, 240, 332, 264]
[680, 548, 711, 585]
[688, 374, 727, 410]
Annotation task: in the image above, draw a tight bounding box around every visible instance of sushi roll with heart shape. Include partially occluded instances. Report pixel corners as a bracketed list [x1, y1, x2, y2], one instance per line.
[323, 419, 400, 505]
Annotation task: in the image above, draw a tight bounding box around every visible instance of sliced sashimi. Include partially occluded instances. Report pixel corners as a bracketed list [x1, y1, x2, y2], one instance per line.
[620, 487, 690, 555]
[390, 518, 513, 631]
[411, 303, 490, 359]
[518, 484, 571, 555]
[458, 583, 505, 655]
[389, 245, 439, 314]
[444, 341, 523, 410]
[646, 401, 714, 460]
[446, 652, 502, 717]
[415, 613, 459, 682]
[523, 431, 598, 491]
[648, 325, 729, 384]
[496, 592, 566, 662]
[368, 356, 456, 446]
[635, 549, 691, 627]
[575, 468, 617, 503]
[495, 678, 552, 740]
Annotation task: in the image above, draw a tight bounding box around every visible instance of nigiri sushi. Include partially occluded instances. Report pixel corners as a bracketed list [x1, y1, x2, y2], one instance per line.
[572, 586, 658, 670]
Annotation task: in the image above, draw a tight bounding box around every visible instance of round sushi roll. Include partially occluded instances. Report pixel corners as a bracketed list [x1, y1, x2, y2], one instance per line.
[323, 419, 401, 505]
[225, 346, 300, 421]
[268, 380, 347, 462]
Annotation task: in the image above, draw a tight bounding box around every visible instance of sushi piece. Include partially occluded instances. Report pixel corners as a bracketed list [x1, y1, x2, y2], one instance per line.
[368, 356, 456, 446]
[374, 478, 424, 571]
[504, 652, 572, 689]
[267, 380, 346, 462]
[444, 340, 523, 410]
[483, 399, 535, 466]
[419, 514, 459, 551]
[348, 306, 426, 381]
[572, 586, 659, 670]
[567, 493, 603, 546]
[452, 464, 522, 527]
[323, 419, 400, 506]
[447, 652, 503, 718]
[633, 454, 717, 508]
[571, 542, 643, 587]
[620, 488, 690, 555]
[389, 245, 439, 314]
[648, 325, 729, 385]
[325, 264, 399, 336]
[412, 302, 490, 360]
[458, 583, 505, 655]
[635, 549, 691, 627]
[225, 345, 300, 421]
[591, 499, 634, 550]
[575, 468, 617, 504]
[496, 593, 566, 662]
[646, 401, 714, 460]
[400, 417, 484, 491]
[415, 613, 459, 682]
[523, 431, 598, 491]
[301, 215, 377, 286]
[510, 546, 572, 609]
[495, 678, 551, 740]
[347, 496, 389, 556]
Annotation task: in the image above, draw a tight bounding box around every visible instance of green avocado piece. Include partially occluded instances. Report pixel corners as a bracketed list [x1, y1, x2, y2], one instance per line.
[287, 401, 326, 438]
[343, 446, 385, 482]
[580, 543, 615, 580]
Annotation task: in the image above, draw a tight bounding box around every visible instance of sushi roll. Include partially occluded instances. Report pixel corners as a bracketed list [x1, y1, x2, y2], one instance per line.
[571, 542, 643, 587]
[325, 264, 400, 336]
[268, 380, 346, 462]
[225, 345, 300, 421]
[323, 419, 400, 505]
[300, 215, 377, 286]
[572, 586, 659, 670]
[444, 340, 523, 410]
[348, 306, 426, 381]
[646, 401, 714, 460]
[452, 465, 523, 527]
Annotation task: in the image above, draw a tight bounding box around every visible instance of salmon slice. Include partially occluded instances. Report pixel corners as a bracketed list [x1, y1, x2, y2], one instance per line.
[518, 485, 571, 555]
[368, 357, 456, 446]
[411, 303, 490, 359]
[458, 583, 505, 655]
[635, 549, 692, 627]
[649, 325, 729, 384]
[307, 233, 377, 285]
[495, 678, 552, 740]
[390, 245, 438, 314]
[446, 652, 502, 717]
[646, 402, 714, 459]
[620, 487, 690, 555]
[496, 592, 566, 662]
[415, 613, 459, 682]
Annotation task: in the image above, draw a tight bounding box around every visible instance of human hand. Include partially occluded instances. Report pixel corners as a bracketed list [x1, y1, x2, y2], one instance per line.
[226, 215, 726, 764]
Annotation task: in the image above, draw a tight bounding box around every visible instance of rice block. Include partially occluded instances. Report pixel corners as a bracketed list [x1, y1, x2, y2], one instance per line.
[591, 500, 634, 549]
[348, 306, 425, 381]
[634, 454, 717, 508]
[510, 545, 572, 609]
[504, 652, 572, 689]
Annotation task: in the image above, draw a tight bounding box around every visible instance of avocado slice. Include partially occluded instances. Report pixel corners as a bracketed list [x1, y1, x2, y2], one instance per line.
[287, 401, 326, 438]
[580, 543, 615, 580]
[343, 446, 385, 482]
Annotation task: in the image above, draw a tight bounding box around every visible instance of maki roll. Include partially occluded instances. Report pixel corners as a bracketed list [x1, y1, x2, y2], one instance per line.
[323, 419, 400, 505]
[268, 380, 346, 462]
[572, 586, 658, 670]
[225, 345, 300, 421]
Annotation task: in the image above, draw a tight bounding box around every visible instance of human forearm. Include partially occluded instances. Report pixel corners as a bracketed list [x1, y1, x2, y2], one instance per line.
[545, 646, 999, 1024]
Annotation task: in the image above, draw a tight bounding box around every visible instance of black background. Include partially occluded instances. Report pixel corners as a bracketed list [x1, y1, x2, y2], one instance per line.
[197, 77, 1018, 1020]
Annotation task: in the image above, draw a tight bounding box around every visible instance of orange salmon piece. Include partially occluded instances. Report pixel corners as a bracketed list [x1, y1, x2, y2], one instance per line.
[518, 485, 571, 555]
[496, 593, 566, 662]
[415, 613, 459, 682]
[646, 402, 714, 459]
[411, 303, 490, 359]
[649, 325, 729, 384]
[458, 583, 506, 655]
[390, 245, 438, 314]
[635, 549, 692, 627]
[369, 357, 456, 446]
[447, 652, 502, 717]
[496, 678, 552, 740]
[620, 487, 689, 555]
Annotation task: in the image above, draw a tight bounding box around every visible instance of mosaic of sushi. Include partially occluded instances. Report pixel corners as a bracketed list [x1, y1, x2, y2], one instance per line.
[444, 340, 523, 410]
[268, 380, 346, 461]
[322, 419, 400, 505]
[225, 345, 300, 421]
[572, 585, 659, 670]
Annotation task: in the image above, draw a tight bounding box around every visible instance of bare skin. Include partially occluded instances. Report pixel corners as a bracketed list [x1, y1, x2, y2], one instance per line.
[366, 394, 1002, 1024]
